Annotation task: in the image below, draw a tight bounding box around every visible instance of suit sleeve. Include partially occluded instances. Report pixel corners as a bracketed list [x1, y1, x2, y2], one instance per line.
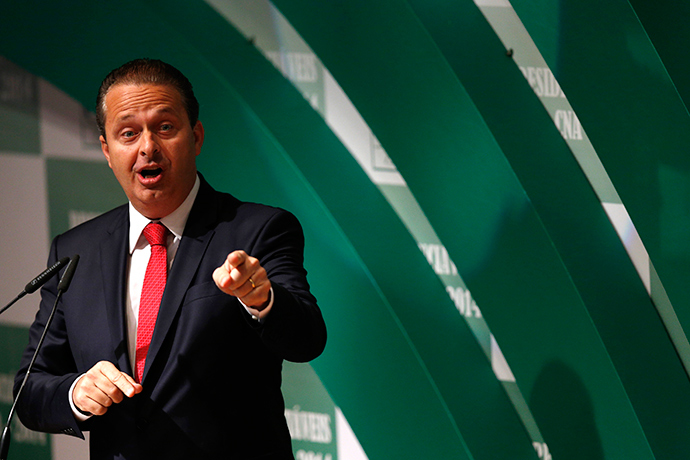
[248, 209, 327, 363]
[13, 236, 85, 438]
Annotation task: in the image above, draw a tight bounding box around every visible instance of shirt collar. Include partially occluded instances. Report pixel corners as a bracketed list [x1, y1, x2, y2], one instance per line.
[128, 175, 201, 254]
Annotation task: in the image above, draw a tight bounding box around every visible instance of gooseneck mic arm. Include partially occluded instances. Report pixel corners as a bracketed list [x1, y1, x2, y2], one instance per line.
[0, 255, 79, 460]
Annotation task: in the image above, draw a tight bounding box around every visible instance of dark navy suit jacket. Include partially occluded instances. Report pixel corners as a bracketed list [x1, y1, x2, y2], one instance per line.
[14, 176, 327, 459]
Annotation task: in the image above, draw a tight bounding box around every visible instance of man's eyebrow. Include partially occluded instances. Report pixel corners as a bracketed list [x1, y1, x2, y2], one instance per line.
[116, 114, 135, 123]
[114, 107, 179, 123]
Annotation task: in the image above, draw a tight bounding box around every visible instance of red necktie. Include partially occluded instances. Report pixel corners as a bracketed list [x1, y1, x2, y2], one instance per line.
[135, 222, 169, 383]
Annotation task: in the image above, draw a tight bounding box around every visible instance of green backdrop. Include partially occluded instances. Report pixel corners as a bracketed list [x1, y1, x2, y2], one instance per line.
[2, 1, 690, 459]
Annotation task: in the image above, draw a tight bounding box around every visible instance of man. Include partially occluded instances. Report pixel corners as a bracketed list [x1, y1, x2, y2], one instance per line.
[14, 58, 327, 459]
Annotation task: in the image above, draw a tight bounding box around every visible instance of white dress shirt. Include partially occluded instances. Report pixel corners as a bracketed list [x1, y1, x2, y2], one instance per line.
[125, 176, 200, 372]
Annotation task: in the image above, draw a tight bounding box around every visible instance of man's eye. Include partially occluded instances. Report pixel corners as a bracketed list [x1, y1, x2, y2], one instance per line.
[160, 124, 173, 132]
[122, 131, 136, 138]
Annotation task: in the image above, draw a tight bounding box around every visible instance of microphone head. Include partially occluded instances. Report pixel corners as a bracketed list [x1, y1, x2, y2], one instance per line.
[57, 255, 80, 293]
[24, 257, 70, 294]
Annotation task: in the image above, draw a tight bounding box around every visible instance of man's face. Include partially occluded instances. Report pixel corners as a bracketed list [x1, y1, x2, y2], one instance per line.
[100, 83, 204, 219]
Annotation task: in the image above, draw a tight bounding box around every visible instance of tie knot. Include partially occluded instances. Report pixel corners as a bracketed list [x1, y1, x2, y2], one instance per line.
[143, 222, 168, 246]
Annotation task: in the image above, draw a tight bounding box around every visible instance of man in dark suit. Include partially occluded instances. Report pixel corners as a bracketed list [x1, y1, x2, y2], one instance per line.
[14, 58, 327, 459]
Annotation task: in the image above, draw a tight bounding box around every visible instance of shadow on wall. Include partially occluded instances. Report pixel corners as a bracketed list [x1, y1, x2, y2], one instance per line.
[530, 360, 604, 460]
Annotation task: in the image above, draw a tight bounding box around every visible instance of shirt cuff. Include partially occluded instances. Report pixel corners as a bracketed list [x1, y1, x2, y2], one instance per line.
[68, 374, 93, 422]
[241, 287, 274, 323]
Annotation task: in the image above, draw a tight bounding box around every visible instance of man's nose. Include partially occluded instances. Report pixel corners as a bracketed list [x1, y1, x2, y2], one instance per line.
[140, 130, 160, 157]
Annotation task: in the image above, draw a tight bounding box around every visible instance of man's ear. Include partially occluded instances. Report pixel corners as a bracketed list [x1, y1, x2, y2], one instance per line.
[100, 135, 112, 168]
[193, 121, 205, 157]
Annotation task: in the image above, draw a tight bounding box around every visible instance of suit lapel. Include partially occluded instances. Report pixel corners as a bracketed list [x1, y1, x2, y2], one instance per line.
[142, 178, 219, 383]
[99, 206, 131, 374]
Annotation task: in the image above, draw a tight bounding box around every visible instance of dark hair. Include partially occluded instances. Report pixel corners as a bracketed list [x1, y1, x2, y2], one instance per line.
[96, 58, 199, 138]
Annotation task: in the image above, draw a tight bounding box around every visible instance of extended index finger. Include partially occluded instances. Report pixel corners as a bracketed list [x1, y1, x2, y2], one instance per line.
[225, 250, 246, 271]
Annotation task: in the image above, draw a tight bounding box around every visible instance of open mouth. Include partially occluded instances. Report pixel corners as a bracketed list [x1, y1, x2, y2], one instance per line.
[139, 168, 163, 179]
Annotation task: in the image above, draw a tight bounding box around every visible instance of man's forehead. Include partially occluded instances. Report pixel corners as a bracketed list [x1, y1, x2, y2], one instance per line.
[104, 83, 185, 120]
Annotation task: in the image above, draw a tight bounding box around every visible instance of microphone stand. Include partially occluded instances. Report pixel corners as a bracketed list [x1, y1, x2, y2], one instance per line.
[0, 255, 79, 460]
[0, 294, 28, 317]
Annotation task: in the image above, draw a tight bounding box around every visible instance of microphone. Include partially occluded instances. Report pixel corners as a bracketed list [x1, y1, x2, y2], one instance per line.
[57, 255, 79, 293]
[0, 255, 80, 460]
[25, 257, 71, 294]
[0, 257, 71, 316]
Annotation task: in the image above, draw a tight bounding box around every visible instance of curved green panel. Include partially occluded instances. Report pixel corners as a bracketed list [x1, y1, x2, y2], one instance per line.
[628, 1, 690, 110]
[509, 1, 690, 457]
[0, 1, 533, 459]
[409, 1, 690, 458]
[625, 0, 690, 367]
[273, 0, 690, 458]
